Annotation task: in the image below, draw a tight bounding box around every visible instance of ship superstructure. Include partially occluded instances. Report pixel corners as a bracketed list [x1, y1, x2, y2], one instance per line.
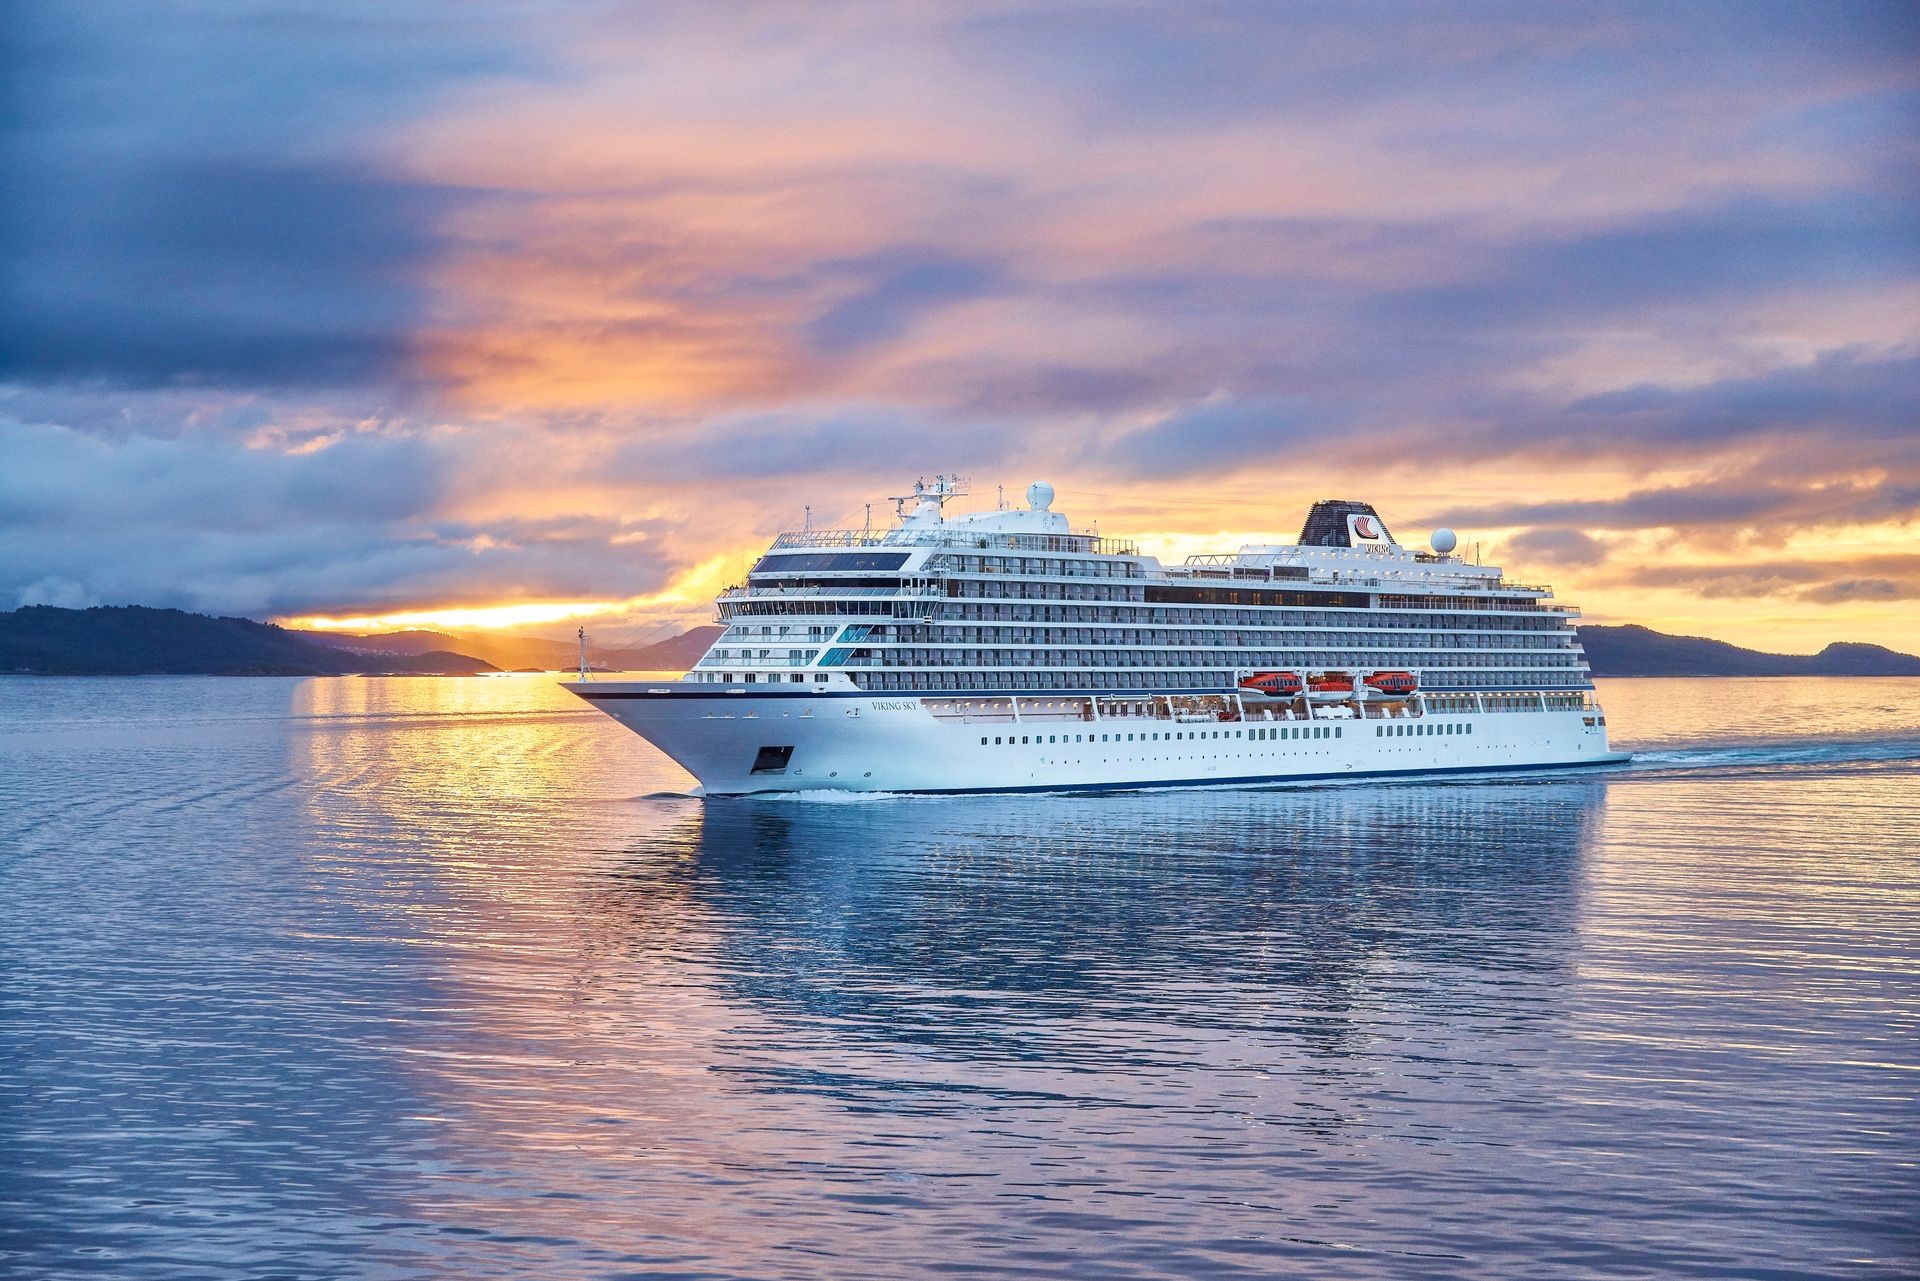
[569, 477, 1625, 793]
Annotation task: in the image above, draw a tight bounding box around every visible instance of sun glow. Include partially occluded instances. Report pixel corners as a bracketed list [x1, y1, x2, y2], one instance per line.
[285, 600, 631, 633]
[280, 549, 757, 636]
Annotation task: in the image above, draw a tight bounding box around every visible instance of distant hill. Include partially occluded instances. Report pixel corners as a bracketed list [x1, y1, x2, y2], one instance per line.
[610, 625, 724, 671]
[0, 607, 496, 676]
[301, 628, 570, 670]
[301, 624, 724, 672]
[1581, 625, 1920, 677]
[10, 607, 1911, 680]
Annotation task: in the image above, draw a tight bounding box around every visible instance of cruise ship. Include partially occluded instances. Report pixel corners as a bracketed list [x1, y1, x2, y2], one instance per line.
[568, 477, 1627, 794]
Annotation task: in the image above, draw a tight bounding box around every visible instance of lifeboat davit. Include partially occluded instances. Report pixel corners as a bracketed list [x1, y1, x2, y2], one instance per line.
[1305, 672, 1355, 702]
[1238, 671, 1303, 700]
[1363, 670, 1419, 697]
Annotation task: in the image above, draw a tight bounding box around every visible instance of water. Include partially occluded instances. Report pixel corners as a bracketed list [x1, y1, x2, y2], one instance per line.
[2, 675, 1915, 1279]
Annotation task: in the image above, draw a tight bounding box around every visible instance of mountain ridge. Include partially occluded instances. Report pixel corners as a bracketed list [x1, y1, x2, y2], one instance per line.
[1577, 624, 1920, 677]
[5, 608, 1916, 678]
[0, 607, 497, 676]
[297, 625, 724, 671]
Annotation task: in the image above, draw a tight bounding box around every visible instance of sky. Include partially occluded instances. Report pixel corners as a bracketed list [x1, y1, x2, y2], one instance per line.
[3, 0, 1916, 652]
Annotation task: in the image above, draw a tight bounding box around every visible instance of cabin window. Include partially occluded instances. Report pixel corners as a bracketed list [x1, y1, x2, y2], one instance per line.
[980, 737, 988, 745]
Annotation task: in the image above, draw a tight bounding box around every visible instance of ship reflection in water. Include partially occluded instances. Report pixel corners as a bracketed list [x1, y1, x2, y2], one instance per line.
[589, 788, 1597, 1086]
[2, 674, 1915, 1279]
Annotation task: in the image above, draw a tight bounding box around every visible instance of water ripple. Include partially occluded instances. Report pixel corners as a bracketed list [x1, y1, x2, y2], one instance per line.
[1, 674, 1915, 1279]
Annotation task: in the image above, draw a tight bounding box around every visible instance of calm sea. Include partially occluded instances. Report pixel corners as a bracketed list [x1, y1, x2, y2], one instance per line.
[2, 676, 1916, 1279]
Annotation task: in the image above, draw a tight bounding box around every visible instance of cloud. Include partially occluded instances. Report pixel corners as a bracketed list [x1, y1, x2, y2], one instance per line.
[804, 251, 1008, 351]
[0, 2, 502, 390]
[14, 577, 96, 609]
[1444, 475, 1920, 534]
[1618, 554, 1920, 602]
[1, 0, 1916, 649]
[1505, 528, 1610, 567]
[1099, 397, 1348, 476]
[1559, 347, 1920, 449]
[1371, 194, 1920, 342]
[1805, 577, 1907, 602]
[0, 417, 685, 616]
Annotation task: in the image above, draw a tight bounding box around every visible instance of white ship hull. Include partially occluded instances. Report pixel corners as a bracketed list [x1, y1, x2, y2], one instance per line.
[571, 683, 1628, 796]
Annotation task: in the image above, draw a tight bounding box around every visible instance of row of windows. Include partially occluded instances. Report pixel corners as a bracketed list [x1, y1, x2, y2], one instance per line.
[709, 647, 1581, 671]
[928, 555, 1142, 579]
[723, 599, 1571, 630]
[736, 579, 1553, 614]
[751, 552, 912, 573]
[880, 626, 1572, 649]
[840, 649, 1584, 671]
[856, 670, 1589, 692]
[928, 576, 1543, 610]
[720, 600, 906, 618]
[980, 725, 1351, 746]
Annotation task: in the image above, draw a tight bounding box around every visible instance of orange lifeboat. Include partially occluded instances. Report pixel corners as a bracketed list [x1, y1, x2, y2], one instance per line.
[1364, 670, 1419, 697]
[1238, 671, 1303, 699]
[1305, 672, 1355, 701]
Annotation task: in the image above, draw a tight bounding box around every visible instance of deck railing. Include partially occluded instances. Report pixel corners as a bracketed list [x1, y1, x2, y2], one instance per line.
[721, 584, 941, 599]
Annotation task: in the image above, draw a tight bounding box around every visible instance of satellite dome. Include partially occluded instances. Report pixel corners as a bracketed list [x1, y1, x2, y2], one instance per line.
[1027, 481, 1054, 511]
[1430, 528, 1458, 554]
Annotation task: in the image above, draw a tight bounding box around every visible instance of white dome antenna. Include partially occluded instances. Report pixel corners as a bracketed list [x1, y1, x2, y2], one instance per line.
[1027, 481, 1054, 511]
[1430, 528, 1458, 554]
